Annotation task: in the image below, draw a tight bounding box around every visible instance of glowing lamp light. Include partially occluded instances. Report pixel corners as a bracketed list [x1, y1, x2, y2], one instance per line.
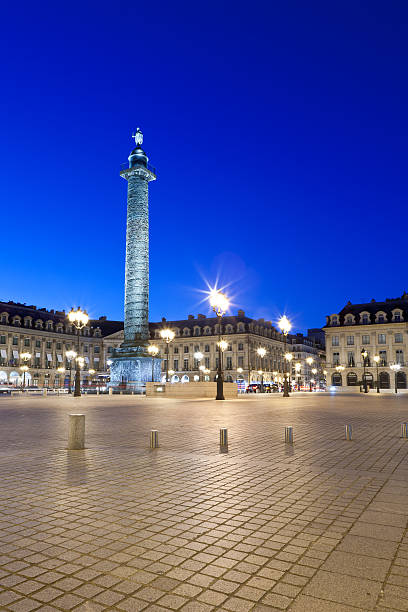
[194, 351, 204, 361]
[160, 329, 175, 343]
[258, 370, 263, 375]
[306, 357, 314, 366]
[66, 350, 77, 361]
[335, 365, 345, 372]
[107, 359, 112, 366]
[89, 368, 96, 375]
[257, 347, 267, 358]
[199, 364, 206, 371]
[209, 290, 229, 316]
[237, 367, 243, 374]
[295, 362, 301, 372]
[57, 367, 65, 373]
[390, 363, 401, 371]
[148, 344, 159, 357]
[21, 351, 31, 362]
[284, 352, 293, 362]
[278, 315, 292, 335]
[312, 368, 317, 375]
[20, 365, 29, 372]
[373, 355, 380, 363]
[218, 340, 228, 352]
[68, 307, 89, 329]
[76, 356, 85, 368]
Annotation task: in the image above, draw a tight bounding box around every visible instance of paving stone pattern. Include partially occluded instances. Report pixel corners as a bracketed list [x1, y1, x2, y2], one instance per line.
[0, 393, 407, 611]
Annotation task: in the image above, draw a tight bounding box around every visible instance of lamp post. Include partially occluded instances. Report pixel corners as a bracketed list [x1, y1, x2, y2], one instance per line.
[361, 348, 368, 393]
[148, 344, 159, 382]
[285, 352, 293, 392]
[256, 347, 267, 392]
[390, 363, 401, 394]
[20, 351, 31, 387]
[160, 329, 175, 383]
[194, 351, 203, 377]
[57, 366, 65, 389]
[89, 368, 95, 392]
[311, 368, 317, 391]
[67, 307, 89, 397]
[373, 355, 380, 393]
[66, 350, 77, 393]
[209, 290, 229, 401]
[306, 356, 314, 391]
[278, 316, 292, 397]
[199, 364, 206, 382]
[294, 362, 301, 390]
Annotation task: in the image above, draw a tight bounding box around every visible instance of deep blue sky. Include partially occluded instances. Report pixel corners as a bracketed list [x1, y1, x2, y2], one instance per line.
[1, 1, 408, 332]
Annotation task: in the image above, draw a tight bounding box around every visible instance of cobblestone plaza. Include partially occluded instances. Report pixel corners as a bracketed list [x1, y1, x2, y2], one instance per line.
[0, 394, 407, 611]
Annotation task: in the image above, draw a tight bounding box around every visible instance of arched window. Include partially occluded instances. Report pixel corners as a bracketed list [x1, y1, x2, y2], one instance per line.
[56, 324, 63, 333]
[346, 372, 358, 386]
[12, 316, 21, 326]
[183, 328, 190, 337]
[0, 312, 9, 324]
[225, 324, 233, 334]
[193, 326, 201, 336]
[225, 375, 233, 382]
[379, 371, 390, 389]
[331, 373, 342, 386]
[392, 309, 403, 322]
[46, 320, 53, 331]
[237, 322, 245, 332]
[35, 319, 43, 329]
[24, 317, 32, 328]
[204, 326, 211, 335]
[93, 328, 101, 337]
[360, 312, 370, 324]
[181, 375, 189, 383]
[375, 311, 387, 323]
[397, 372, 407, 389]
[345, 315, 354, 325]
[330, 315, 339, 326]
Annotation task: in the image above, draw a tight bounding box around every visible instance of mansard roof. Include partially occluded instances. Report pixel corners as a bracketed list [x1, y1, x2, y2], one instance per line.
[326, 292, 408, 326]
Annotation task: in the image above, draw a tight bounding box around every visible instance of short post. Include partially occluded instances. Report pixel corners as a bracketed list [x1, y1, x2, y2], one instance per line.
[108, 387, 113, 395]
[401, 423, 408, 439]
[43, 388, 47, 397]
[220, 428, 228, 447]
[150, 430, 159, 448]
[345, 424, 352, 440]
[68, 414, 85, 450]
[285, 426, 294, 443]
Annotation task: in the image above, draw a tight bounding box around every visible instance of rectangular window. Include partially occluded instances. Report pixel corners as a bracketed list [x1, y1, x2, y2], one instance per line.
[378, 334, 386, 344]
[108, 346, 113, 353]
[204, 357, 210, 368]
[12, 336, 18, 345]
[333, 352, 340, 366]
[174, 347, 178, 354]
[394, 313, 401, 322]
[0, 335, 5, 344]
[347, 352, 355, 366]
[174, 359, 178, 370]
[183, 358, 189, 370]
[346, 336, 354, 346]
[205, 345, 210, 352]
[395, 333, 403, 343]
[24, 338, 30, 347]
[35, 340, 41, 348]
[238, 343, 244, 351]
[396, 350, 404, 364]
[362, 335, 370, 344]
[84, 345, 89, 353]
[238, 356, 244, 367]
[184, 346, 189, 353]
[194, 345, 199, 352]
[215, 357, 219, 369]
[56, 342, 61, 350]
[94, 346, 100, 353]
[379, 350, 387, 366]
[46, 341, 51, 349]
[226, 356, 232, 369]
[332, 336, 339, 346]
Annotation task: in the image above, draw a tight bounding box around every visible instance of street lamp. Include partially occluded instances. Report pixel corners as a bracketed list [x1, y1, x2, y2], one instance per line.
[373, 355, 380, 393]
[361, 348, 368, 393]
[88, 368, 95, 392]
[306, 356, 314, 391]
[311, 368, 317, 391]
[294, 362, 301, 390]
[278, 315, 292, 397]
[68, 307, 89, 397]
[199, 363, 206, 382]
[148, 344, 159, 382]
[57, 366, 65, 388]
[160, 329, 175, 383]
[168, 369, 175, 382]
[285, 352, 293, 392]
[194, 351, 203, 374]
[390, 363, 401, 394]
[209, 290, 229, 400]
[256, 347, 267, 392]
[66, 350, 77, 393]
[20, 351, 31, 387]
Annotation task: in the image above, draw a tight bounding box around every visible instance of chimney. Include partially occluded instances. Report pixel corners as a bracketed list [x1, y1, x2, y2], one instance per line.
[237, 309, 245, 317]
[99, 316, 107, 321]
[188, 314, 194, 320]
[197, 313, 206, 319]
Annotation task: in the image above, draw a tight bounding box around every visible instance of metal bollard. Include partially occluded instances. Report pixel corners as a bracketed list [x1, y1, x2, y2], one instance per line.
[108, 387, 113, 395]
[43, 389, 47, 397]
[220, 428, 228, 447]
[345, 424, 353, 440]
[401, 423, 408, 439]
[285, 426, 294, 443]
[150, 430, 159, 448]
[68, 414, 85, 450]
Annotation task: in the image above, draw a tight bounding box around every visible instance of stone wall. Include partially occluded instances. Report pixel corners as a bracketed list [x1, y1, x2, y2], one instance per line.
[146, 381, 238, 398]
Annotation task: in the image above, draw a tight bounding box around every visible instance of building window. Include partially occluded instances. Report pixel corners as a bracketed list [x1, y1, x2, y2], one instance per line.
[183, 358, 189, 371]
[226, 356, 232, 369]
[238, 356, 244, 367]
[332, 336, 339, 346]
[1, 314, 7, 324]
[94, 346, 100, 353]
[396, 350, 404, 364]
[395, 333, 403, 343]
[204, 357, 209, 368]
[394, 313, 401, 322]
[347, 352, 355, 367]
[379, 350, 387, 366]
[361, 314, 369, 324]
[204, 345, 210, 353]
[333, 352, 340, 366]
[24, 338, 30, 347]
[184, 346, 189, 353]
[35, 340, 41, 348]
[56, 342, 61, 350]
[238, 343, 244, 351]
[0, 335, 5, 344]
[346, 336, 354, 346]
[362, 334, 370, 344]
[378, 314, 385, 323]
[345, 316, 353, 325]
[108, 346, 113, 354]
[172, 347, 178, 354]
[46, 341, 52, 349]
[12, 336, 18, 346]
[378, 334, 386, 344]
[174, 359, 179, 370]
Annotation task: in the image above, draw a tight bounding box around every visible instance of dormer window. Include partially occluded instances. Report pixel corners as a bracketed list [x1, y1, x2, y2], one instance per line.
[345, 316, 353, 325]
[12, 316, 21, 326]
[93, 328, 101, 338]
[392, 310, 403, 322]
[35, 320, 43, 329]
[46, 321, 53, 331]
[0, 313, 8, 324]
[331, 316, 338, 326]
[361, 314, 369, 324]
[183, 328, 190, 337]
